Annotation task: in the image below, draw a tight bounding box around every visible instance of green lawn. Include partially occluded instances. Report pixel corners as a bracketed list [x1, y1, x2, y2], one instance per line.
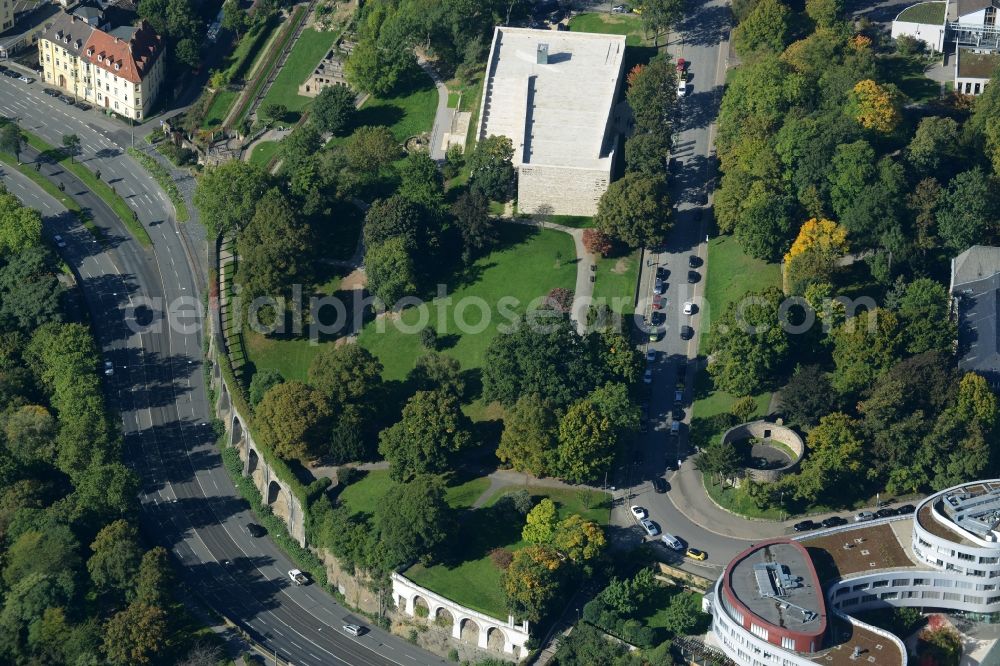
[547, 215, 594, 229]
[406, 485, 610, 618]
[569, 12, 649, 46]
[896, 1, 945, 24]
[592, 250, 640, 315]
[259, 28, 340, 119]
[202, 89, 239, 130]
[353, 77, 439, 142]
[879, 54, 940, 104]
[357, 225, 577, 380]
[702, 234, 780, 347]
[249, 140, 280, 168]
[339, 470, 492, 518]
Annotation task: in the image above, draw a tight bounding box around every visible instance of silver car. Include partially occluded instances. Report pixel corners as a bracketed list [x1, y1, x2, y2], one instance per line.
[640, 519, 659, 537]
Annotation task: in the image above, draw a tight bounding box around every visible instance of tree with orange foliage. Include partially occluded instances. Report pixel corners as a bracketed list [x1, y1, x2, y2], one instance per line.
[848, 79, 902, 133]
[784, 218, 849, 293]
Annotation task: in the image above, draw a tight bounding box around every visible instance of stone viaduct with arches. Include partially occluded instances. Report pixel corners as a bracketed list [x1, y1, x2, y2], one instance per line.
[391, 573, 531, 657]
[209, 354, 307, 547]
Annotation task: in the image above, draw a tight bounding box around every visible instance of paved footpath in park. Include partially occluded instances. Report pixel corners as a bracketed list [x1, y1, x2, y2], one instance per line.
[419, 58, 452, 161]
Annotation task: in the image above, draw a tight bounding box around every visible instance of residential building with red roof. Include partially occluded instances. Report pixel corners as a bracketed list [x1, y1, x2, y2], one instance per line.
[38, 10, 164, 120]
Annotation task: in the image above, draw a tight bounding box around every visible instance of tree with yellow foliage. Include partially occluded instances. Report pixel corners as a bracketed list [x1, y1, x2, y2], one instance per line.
[501, 545, 566, 621]
[848, 79, 902, 133]
[784, 218, 849, 293]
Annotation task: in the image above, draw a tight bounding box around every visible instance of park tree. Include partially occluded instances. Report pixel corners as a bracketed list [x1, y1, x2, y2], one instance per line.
[732, 0, 792, 56]
[552, 514, 606, 562]
[0, 246, 61, 333]
[625, 130, 672, 175]
[501, 545, 565, 622]
[221, 0, 250, 38]
[398, 151, 445, 210]
[87, 519, 142, 595]
[937, 168, 999, 250]
[695, 440, 742, 486]
[482, 314, 605, 408]
[907, 116, 961, 179]
[805, 0, 843, 28]
[890, 277, 955, 354]
[377, 389, 472, 482]
[829, 140, 876, 219]
[784, 218, 849, 292]
[61, 134, 81, 161]
[0, 573, 74, 661]
[0, 122, 23, 162]
[639, 0, 684, 45]
[497, 394, 559, 476]
[792, 412, 864, 502]
[958, 372, 998, 431]
[103, 602, 168, 665]
[907, 177, 943, 255]
[193, 161, 271, 237]
[781, 365, 835, 427]
[0, 191, 43, 254]
[374, 475, 454, 568]
[135, 547, 172, 607]
[3, 526, 81, 600]
[365, 237, 419, 305]
[626, 59, 676, 133]
[452, 188, 497, 262]
[3, 404, 56, 465]
[468, 135, 515, 202]
[307, 344, 383, 407]
[847, 79, 902, 134]
[260, 102, 287, 124]
[329, 404, 369, 463]
[707, 287, 790, 396]
[410, 352, 465, 397]
[236, 188, 313, 301]
[589, 381, 640, 436]
[555, 398, 614, 483]
[67, 462, 138, 525]
[522, 498, 558, 544]
[594, 172, 670, 248]
[254, 381, 332, 462]
[731, 179, 796, 261]
[344, 125, 400, 175]
[311, 84, 357, 135]
[345, 4, 417, 95]
[582, 228, 614, 257]
[248, 369, 284, 407]
[363, 194, 423, 249]
[831, 308, 900, 397]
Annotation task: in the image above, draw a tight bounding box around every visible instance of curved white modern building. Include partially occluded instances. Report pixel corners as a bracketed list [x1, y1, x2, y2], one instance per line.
[709, 480, 1000, 666]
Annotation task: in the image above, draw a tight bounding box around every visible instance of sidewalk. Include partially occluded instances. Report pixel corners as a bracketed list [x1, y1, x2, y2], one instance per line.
[418, 58, 451, 161]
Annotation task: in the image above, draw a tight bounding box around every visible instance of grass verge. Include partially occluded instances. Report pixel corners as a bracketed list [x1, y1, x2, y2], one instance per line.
[701, 234, 780, 347]
[593, 249, 640, 315]
[126, 147, 190, 222]
[249, 140, 281, 169]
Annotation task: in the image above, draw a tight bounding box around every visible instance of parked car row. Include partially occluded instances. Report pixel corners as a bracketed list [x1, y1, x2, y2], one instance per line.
[630, 504, 707, 561]
[792, 504, 916, 532]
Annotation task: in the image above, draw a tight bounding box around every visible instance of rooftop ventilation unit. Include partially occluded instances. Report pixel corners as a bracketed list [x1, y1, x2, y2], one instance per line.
[537, 43, 549, 65]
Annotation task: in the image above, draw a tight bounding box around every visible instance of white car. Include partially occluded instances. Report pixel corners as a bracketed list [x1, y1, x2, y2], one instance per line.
[103, 361, 114, 376]
[646, 349, 656, 363]
[612, 4, 629, 12]
[18, 75, 34, 84]
[683, 301, 695, 315]
[643, 368, 653, 384]
[661, 533, 684, 551]
[677, 79, 687, 96]
[288, 569, 308, 585]
[640, 519, 660, 536]
[630, 505, 647, 520]
[54, 234, 66, 248]
[343, 624, 365, 636]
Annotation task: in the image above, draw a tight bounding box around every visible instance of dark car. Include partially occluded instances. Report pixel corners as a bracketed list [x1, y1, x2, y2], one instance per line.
[821, 516, 848, 528]
[895, 504, 915, 515]
[793, 520, 819, 532]
[652, 478, 668, 494]
[875, 508, 897, 519]
[688, 255, 703, 268]
[680, 325, 694, 340]
[60, 95, 75, 104]
[43, 87, 60, 96]
[672, 407, 684, 421]
[651, 311, 666, 326]
[246, 523, 266, 538]
[75, 102, 92, 111]
[687, 271, 701, 283]
[656, 266, 669, 280]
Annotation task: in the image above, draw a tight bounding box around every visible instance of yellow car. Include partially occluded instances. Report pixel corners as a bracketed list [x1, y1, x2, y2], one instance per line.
[686, 548, 707, 561]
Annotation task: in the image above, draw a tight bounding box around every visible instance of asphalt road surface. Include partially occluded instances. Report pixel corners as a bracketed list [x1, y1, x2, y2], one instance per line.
[0, 79, 443, 665]
[614, 0, 753, 577]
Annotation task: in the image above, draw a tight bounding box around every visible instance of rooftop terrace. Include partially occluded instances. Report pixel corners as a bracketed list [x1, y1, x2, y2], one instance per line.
[802, 524, 915, 584]
[810, 616, 903, 666]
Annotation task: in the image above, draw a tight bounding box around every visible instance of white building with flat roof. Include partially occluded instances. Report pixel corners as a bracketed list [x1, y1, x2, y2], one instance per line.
[476, 26, 626, 217]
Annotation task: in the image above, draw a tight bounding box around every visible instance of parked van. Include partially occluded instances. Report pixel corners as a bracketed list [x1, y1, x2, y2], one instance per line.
[661, 533, 683, 551]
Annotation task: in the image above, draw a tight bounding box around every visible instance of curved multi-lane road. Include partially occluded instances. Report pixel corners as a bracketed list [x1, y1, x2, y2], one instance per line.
[0, 79, 442, 665]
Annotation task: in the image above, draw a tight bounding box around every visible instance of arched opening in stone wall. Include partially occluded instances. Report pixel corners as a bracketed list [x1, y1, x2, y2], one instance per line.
[231, 414, 244, 449]
[247, 446, 260, 481]
[460, 618, 480, 644]
[486, 627, 506, 652]
[412, 595, 430, 620]
[267, 480, 291, 525]
[434, 606, 454, 630]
